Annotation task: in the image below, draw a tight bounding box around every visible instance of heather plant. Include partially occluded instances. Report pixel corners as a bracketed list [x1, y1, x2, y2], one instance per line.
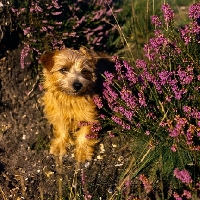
[94, 3, 200, 199]
[10, 0, 122, 68]
[115, 0, 194, 60]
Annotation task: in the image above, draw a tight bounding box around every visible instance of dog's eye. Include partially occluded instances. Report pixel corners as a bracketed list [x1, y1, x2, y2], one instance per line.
[59, 68, 68, 74]
[81, 69, 89, 74]
[81, 69, 93, 80]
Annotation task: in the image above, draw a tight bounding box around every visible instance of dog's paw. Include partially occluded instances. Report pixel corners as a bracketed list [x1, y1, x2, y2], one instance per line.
[74, 146, 94, 162]
[50, 141, 66, 157]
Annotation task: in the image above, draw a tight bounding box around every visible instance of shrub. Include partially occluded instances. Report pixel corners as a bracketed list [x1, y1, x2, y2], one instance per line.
[94, 3, 200, 199]
[10, 0, 122, 68]
[115, 0, 194, 61]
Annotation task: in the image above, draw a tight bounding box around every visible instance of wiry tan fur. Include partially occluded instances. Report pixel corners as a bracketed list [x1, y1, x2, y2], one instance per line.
[40, 47, 101, 162]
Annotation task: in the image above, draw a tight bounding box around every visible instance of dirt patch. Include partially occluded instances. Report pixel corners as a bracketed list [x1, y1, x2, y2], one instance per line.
[0, 45, 134, 199]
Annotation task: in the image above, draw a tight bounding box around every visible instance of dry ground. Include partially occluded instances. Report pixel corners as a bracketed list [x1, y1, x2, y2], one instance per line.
[0, 45, 135, 200]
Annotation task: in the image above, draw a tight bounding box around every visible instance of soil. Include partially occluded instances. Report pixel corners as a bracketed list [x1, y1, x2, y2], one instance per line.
[0, 43, 135, 200]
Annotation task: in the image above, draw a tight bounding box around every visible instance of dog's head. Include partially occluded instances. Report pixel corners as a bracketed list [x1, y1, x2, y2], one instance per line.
[40, 47, 98, 96]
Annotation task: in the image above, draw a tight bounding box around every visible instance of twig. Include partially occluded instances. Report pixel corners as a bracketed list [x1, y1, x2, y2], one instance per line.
[55, 156, 63, 200]
[19, 175, 26, 198]
[69, 162, 80, 200]
[0, 186, 8, 200]
[108, 156, 135, 200]
[39, 174, 44, 200]
[26, 75, 40, 97]
[106, 1, 135, 61]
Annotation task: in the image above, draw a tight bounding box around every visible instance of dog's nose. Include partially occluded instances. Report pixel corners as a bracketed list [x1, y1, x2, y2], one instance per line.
[73, 81, 83, 91]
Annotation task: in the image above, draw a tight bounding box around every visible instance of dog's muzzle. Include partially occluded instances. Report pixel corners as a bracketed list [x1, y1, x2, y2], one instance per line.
[72, 81, 83, 91]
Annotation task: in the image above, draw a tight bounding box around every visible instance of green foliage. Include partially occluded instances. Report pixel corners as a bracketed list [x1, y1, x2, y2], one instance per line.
[94, 2, 200, 199]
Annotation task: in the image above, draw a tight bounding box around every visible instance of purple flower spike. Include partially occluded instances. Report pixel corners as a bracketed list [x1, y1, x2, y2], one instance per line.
[151, 15, 162, 27]
[162, 3, 174, 23]
[174, 168, 193, 185]
[189, 3, 200, 19]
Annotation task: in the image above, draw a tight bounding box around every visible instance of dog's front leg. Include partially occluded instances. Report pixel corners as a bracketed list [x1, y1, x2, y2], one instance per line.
[74, 126, 99, 162]
[50, 124, 71, 159]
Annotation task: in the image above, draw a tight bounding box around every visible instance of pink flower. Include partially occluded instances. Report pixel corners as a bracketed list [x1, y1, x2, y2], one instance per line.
[42, 20, 48, 23]
[111, 116, 130, 130]
[171, 144, 177, 152]
[35, 4, 43, 12]
[108, 131, 115, 138]
[85, 134, 98, 139]
[138, 92, 147, 107]
[139, 174, 153, 194]
[47, 26, 54, 30]
[180, 25, 192, 45]
[30, 3, 43, 13]
[23, 27, 31, 35]
[47, 5, 53, 10]
[135, 59, 147, 69]
[182, 190, 192, 199]
[145, 131, 150, 135]
[168, 117, 187, 137]
[91, 123, 102, 133]
[151, 15, 162, 27]
[189, 3, 200, 19]
[38, 84, 43, 91]
[12, 8, 20, 16]
[51, 11, 62, 15]
[177, 66, 194, 85]
[173, 192, 182, 200]
[41, 26, 47, 32]
[52, 0, 62, 9]
[55, 22, 62, 25]
[162, 3, 174, 23]
[100, 114, 105, 119]
[20, 44, 31, 69]
[93, 96, 103, 109]
[174, 168, 193, 185]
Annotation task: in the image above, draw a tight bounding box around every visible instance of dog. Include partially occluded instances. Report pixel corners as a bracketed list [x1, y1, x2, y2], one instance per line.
[40, 47, 114, 162]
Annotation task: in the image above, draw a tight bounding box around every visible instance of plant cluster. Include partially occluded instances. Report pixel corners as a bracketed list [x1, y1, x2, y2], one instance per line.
[10, 0, 122, 68]
[115, 0, 194, 60]
[94, 3, 200, 199]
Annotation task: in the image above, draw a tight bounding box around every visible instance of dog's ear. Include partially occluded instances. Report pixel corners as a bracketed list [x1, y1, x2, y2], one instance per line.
[79, 46, 99, 64]
[40, 51, 56, 72]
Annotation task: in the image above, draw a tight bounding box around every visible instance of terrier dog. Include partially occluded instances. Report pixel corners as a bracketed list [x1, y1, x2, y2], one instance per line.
[40, 47, 113, 162]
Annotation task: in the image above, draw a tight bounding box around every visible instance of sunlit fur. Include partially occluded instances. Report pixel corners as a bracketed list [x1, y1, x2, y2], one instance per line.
[40, 47, 100, 162]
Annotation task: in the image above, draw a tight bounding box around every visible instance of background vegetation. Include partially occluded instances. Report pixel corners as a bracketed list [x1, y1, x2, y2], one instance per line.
[2, 0, 199, 199]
